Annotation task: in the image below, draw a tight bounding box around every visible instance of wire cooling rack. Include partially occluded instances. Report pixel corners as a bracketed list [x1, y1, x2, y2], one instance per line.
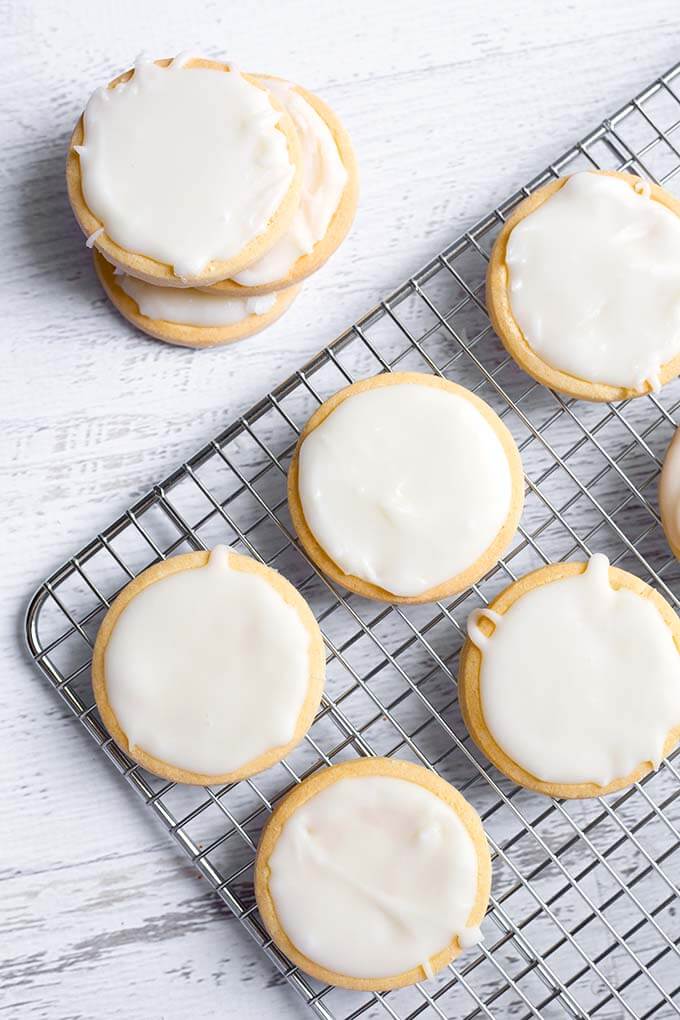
[25, 62, 680, 1020]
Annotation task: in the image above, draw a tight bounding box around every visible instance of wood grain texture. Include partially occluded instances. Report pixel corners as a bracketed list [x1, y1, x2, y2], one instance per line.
[3, 0, 680, 1017]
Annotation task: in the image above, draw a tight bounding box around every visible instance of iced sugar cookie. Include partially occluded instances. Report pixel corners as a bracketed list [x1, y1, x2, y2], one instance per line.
[288, 372, 524, 603]
[487, 170, 680, 401]
[206, 77, 358, 295]
[67, 55, 303, 286]
[255, 757, 491, 990]
[94, 251, 300, 348]
[659, 428, 680, 560]
[459, 554, 680, 798]
[92, 547, 325, 785]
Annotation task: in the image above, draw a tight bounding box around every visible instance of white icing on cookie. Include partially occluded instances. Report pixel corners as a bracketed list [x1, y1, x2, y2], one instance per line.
[119, 274, 276, 326]
[506, 172, 680, 390]
[467, 554, 680, 786]
[297, 381, 514, 597]
[104, 546, 311, 775]
[268, 775, 480, 979]
[78, 57, 295, 277]
[660, 427, 680, 556]
[232, 80, 347, 286]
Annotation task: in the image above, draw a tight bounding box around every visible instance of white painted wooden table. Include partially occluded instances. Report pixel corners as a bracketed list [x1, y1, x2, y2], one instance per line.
[3, 2, 680, 1017]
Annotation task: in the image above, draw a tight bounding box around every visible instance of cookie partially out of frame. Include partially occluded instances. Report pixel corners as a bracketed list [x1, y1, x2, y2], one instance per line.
[92, 549, 325, 786]
[659, 427, 680, 561]
[486, 169, 680, 402]
[254, 756, 491, 991]
[94, 251, 300, 348]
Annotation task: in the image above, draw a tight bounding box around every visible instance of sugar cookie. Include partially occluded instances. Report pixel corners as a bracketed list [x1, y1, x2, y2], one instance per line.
[205, 76, 358, 295]
[254, 757, 491, 990]
[459, 554, 680, 798]
[660, 427, 680, 560]
[67, 55, 303, 286]
[92, 546, 325, 785]
[288, 372, 524, 603]
[93, 251, 300, 348]
[487, 170, 680, 401]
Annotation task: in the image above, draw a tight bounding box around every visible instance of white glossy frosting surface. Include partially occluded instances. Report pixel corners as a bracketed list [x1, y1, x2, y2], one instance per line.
[268, 775, 482, 979]
[660, 428, 680, 555]
[105, 546, 311, 775]
[232, 80, 347, 286]
[297, 381, 514, 597]
[506, 172, 680, 390]
[467, 554, 680, 786]
[79, 56, 295, 277]
[119, 273, 276, 326]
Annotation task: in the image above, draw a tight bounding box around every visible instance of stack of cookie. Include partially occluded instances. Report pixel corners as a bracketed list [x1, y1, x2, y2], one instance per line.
[67, 55, 358, 348]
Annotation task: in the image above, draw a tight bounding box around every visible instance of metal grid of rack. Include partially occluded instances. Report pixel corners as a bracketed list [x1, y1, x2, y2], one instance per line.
[25, 61, 680, 1019]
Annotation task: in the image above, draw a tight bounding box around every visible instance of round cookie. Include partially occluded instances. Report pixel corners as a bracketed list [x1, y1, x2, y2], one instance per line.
[659, 427, 680, 560]
[487, 170, 680, 401]
[254, 757, 491, 991]
[92, 547, 325, 785]
[67, 56, 303, 287]
[288, 372, 524, 604]
[93, 251, 300, 349]
[458, 554, 680, 798]
[204, 76, 358, 296]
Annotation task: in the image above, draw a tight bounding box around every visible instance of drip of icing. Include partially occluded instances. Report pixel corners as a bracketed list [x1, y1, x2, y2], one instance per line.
[267, 775, 480, 979]
[421, 959, 435, 980]
[86, 227, 104, 248]
[297, 381, 514, 597]
[634, 179, 652, 198]
[457, 925, 484, 949]
[77, 57, 294, 277]
[466, 607, 503, 650]
[171, 51, 194, 69]
[119, 273, 276, 326]
[104, 545, 311, 775]
[232, 79, 347, 286]
[467, 553, 680, 786]
[506, 172, 680, 390]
